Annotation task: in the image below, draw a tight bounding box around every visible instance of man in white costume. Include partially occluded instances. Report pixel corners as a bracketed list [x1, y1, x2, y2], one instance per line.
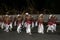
[47, 14, 56, 32]
[16, 14, 23, 33]
[37, 14, 44, 34]
[3, 15, 12, 32]
[24, 13, 34, 35]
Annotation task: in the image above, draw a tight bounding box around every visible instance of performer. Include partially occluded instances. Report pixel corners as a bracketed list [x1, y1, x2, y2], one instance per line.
[3, 15, 11, 32]
[24, 13, 34, 35]
[47, 14, 55, 32]
[37, 14, 44, 34]
[16, 14, 23, 33]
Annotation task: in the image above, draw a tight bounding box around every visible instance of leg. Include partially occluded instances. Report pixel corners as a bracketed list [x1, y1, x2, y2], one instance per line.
[24, 22, 27, 27]
[32, 22, 34, 28]
[26, 24, 31, 35]
[9, 23, 13, 31]
[51, 25, 55, 32]
[47, 25, 51, 32]
[38, 24, 41, 33]
[35, 21, 38, 27]
[4, 24, 9, 32]
[38, 24, 44, 34]
[17, 24, 21, 33]
[53, 24, 56, 31]
[1, 22, 4, 29]
[41, 24, 44, 34]
[14, 21, 16, 26]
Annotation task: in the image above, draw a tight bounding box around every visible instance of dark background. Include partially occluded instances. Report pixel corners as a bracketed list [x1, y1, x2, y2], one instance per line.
[0, 0, 60, 14]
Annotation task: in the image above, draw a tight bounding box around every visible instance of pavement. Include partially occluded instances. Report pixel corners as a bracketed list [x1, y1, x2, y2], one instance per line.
[0, 25, 60, 40]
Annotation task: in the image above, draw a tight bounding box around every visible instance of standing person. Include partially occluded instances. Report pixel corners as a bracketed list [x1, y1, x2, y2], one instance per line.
[37, 14, 44, 34]
[3, 15, 11, 32]
[24, 13, 34, 35]
[47, 14, 55, 32]
[16, 14, 23, 33]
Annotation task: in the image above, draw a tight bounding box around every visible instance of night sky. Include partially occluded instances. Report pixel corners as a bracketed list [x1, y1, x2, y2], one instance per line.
[0, 0, 60, 13]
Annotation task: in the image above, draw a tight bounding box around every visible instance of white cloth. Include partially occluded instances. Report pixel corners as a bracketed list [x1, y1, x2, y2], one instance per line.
[35, 21, 38, 26]
[32, 22, 34, 28]
[24, 22, 27, 27]
[47, 25, 54, 32]
[38, 24, 44, 34]
[0, 22, 4, 29]
[53, 24, 56, 31]
[4, 24, 9, 32]
[22, 21, 24, 25]
[14, 21, 16, 26]
[26, 24, 31, 33]
[17, 23, 22, 33]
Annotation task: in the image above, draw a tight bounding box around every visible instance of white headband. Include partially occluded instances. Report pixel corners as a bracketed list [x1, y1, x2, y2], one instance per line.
[25, 13, 29, 15]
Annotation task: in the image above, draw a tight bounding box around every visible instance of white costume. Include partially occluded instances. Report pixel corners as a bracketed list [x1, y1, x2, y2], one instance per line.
[4, 15, 12, 32]
[38, 23, 44, 34]
[47, 15, 56, 32]
[24, 13, 34, 35]
[37, 14, 44, 34]
[16, 15, 22, 33]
